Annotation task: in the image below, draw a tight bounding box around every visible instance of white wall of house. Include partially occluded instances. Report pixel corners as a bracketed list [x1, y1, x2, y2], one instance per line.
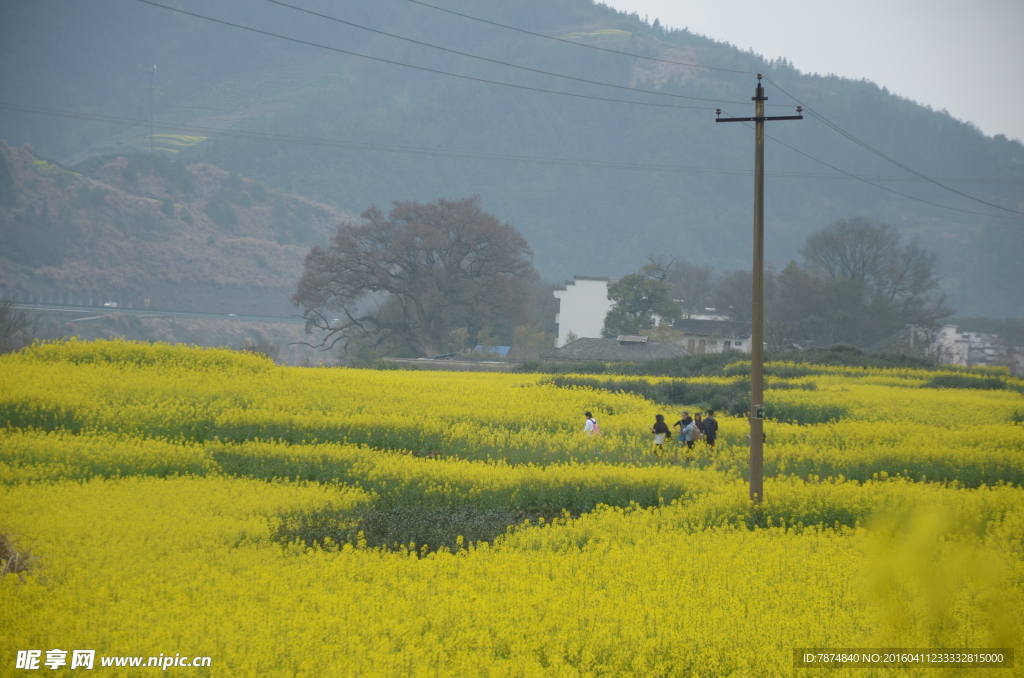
[933, 325, 978, 366]
[682, 336, 752, 354]
[931, 325, 972, 365]
[553, 277, 614, 347]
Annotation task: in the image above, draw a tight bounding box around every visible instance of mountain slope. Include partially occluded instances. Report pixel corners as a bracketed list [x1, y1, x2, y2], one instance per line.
[0, 141, 346, 314]
[1, 0, 1022, 316]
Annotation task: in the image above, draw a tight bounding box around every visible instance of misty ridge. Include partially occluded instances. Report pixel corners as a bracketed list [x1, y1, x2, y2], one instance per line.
[0, 141, 345, 311]
[0, 0, 1022, 352]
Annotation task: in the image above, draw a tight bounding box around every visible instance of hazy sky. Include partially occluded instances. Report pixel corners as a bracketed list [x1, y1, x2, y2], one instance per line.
[602, 0, 1024, 143]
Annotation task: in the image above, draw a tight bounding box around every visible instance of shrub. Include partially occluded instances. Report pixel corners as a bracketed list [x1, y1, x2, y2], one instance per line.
[545, 375, 752, 417]
[75, 184, 107, 208]
[120, 154, 195, 193]
[274, 505, 518, 554]
[0, 531, 41, 580]
[204, 193, 238, 230]
[922, 375, 1006, 390]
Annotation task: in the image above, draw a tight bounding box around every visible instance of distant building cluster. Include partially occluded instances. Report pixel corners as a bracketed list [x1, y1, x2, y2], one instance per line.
[546, 275, 753, 362]
[930, 324, 1023, 373]
[549, 275, 1023, 374]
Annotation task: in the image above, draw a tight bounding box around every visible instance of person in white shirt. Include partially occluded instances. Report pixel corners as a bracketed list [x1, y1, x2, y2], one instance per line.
[584, 411, 601, 435]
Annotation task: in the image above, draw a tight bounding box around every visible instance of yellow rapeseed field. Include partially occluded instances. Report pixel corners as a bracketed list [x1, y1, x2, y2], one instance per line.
[1, 340, 1022, 676]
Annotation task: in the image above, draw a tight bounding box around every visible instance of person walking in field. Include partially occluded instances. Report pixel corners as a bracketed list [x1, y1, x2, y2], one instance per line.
[584, 411, 601, 436]
[648, 414, 671, 458]
[673, 411, 695, 452]
[680, 421, 697, 459]
[701, 410, 719, 449]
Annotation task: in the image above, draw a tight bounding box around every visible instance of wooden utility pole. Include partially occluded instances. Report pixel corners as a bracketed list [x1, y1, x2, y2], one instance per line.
[716, 75, 802, 504]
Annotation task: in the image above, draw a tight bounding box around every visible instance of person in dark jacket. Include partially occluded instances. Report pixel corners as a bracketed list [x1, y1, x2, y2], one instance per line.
[702, 410, 719, 448]
[648, 414, 671, 457]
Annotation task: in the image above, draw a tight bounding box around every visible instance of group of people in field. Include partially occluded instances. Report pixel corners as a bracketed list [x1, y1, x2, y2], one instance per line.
[583, 409, 718, 460]
[649, 410, 718, 459]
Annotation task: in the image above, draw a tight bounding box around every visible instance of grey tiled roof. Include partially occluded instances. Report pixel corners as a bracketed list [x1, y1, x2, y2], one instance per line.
[554, 275, 615, 291]
[672, 319, 752, 339]
[540, 337, 688, 362]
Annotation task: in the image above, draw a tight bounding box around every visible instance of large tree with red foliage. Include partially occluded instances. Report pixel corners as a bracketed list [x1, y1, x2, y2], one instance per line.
[294, 197, 537, 358]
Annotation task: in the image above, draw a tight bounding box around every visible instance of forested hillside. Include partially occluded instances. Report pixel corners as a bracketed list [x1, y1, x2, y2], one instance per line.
[1, 0, 1021, 316]
[0, 141, 345, 314]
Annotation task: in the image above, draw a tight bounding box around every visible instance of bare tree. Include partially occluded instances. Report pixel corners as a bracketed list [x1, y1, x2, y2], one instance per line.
[293, 197, 537, 358]
[713, 270, 751, 322]
[877, 238, 940, 306]
[639, 255, 675, 283]
[640, 255, 720, 319]
[800, 217, 898, 286]
[799, 217, 949, 329]
[667, 260, 717, 318]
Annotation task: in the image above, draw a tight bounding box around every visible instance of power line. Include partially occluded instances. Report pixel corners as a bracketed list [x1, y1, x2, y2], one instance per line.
[803, 107, 1024, 217]
[763, 76, 1024, 217]
[716, 109, 1023, 220]
[129, 0, 716, 112]
[5, 102, 1020, 188]
[0, 102, 759, 173]
[264, 0, 763, 107]
[401, 0, 757, 76]
[9, 101, 1021, 187]
[391, 0, 1024, 216]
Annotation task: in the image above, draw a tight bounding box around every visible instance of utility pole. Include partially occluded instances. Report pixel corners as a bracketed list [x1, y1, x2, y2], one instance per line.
[716, 75, 802, 504]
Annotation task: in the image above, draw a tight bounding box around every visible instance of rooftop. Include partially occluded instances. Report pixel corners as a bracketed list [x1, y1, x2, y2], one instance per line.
[672, 318, 752, 338]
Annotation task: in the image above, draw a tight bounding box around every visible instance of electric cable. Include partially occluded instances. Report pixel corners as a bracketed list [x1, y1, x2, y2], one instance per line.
[401, 0, 757, 76]
[762, 76, 1024, 217]
[393, 0, 1024, 215]
[264, 0, 765, 107]
[5, 102, 1019, 187]
[128, 0, 716, 112]
[0, 102, 767, 174]
[716, 109, 1023, 220]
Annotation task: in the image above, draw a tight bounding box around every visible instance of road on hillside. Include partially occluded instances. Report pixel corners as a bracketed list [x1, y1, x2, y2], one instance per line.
[9, 303, 307, 325]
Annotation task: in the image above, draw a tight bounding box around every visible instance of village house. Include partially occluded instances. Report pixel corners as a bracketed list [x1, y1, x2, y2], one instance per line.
[671, 318, 753, 354]
[552, 274, 753, 356]
[930, 324, 1020, 370]
[552, 276, 615, 347]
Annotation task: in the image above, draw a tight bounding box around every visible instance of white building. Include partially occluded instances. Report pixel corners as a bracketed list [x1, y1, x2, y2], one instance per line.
[929, 324, 1022, 372]
[672, 319, 753, 354]
[930, 325, 971, 365]
[553, 276, 614, 347]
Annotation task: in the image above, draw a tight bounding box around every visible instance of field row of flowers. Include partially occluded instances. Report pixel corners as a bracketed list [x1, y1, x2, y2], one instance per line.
[2, 340, 1022, 676]
[4, 472, 1021, 677]
[5, 427, 1023, 530]
[0, 429, 726, 514]
[3, 340, 1023, 484]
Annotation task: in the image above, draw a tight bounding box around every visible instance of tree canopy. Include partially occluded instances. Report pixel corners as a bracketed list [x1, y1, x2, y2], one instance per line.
[294, 197, 537, 358]
[609, 216, 950, 351]
[601, 267, 681, 337]
[800, 217, 941, 310]
[773, 217, 950, 347]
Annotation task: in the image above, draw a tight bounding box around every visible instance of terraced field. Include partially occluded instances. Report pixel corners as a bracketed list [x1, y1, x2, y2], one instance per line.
[2, 340, 1021, 676]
